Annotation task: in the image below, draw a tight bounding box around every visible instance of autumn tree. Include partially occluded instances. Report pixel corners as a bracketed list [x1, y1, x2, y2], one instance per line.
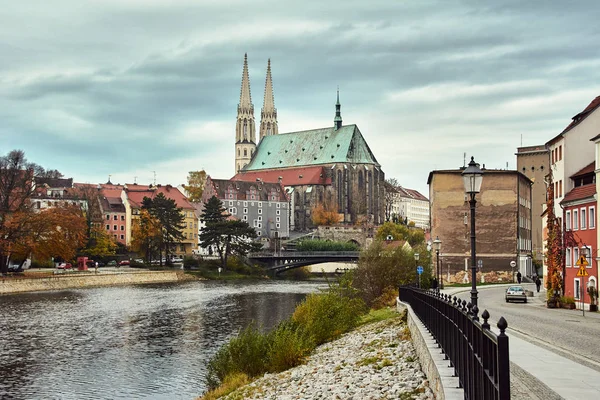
[142, 193, 185, 263]
[71, 184, 104, 249]
[545, 174, 563, 304]
[383, 178, 400, 222]
[311, 196, 342, 226]
[84, 226, 118, 258]
[182, 170, 207, 202]
[200, 196, 261, 268]
[130, 209, 162, 262]
[376, 221, 425, 248]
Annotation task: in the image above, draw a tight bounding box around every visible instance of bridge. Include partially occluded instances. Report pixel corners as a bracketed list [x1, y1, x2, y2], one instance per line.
[248, 251, 360, 275]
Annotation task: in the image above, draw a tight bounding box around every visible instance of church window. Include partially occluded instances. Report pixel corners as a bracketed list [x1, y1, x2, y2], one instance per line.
[243, 120, 248, 139]
[244, 149, 247, 156]
[337, 170, 343, 210]
[238, 149, 240, 156]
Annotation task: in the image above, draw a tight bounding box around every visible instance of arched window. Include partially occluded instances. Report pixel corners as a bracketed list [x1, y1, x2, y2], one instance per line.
[358, 170, 364, 191]
[337, 170, 343, 210]
[243, 120, 248, 139]
[244, 149, 247, 156]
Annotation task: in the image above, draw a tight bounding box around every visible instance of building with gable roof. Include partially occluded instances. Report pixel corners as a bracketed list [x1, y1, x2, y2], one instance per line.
[231, 55, 385, 230]
[390, 186, 429, 230]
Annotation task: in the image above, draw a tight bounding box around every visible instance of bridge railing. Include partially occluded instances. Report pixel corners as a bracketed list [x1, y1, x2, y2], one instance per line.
[248, 251, 360, 258]
[399, 286, 510, 400]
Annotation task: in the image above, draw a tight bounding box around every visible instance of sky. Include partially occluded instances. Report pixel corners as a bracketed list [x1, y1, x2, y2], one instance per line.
[2, 0, 600, 197]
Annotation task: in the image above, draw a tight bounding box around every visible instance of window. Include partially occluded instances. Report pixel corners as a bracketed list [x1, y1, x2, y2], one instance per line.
[120, 235, 124, 240]
[258, 216, 262, 221]
[559, 145, 562, 160]
[106, 215, 110, 220]
[581, 208, 587, 229]
[575, 278, 581, 300]
[120, 226, 124, 231]
[591, 207, 596, 229]
[276, 223, 280, 228]
[257, 231, 261, 236]
[574, 210, 579, 229]
[106, 224, 110, 230]
[244, 208, 248, 214]
[242, 215, 247, 221]
[258, 202, 262, 207]
[258, 209, 262, 214]
[113, 215, 118, 220]
[229, 201, 233, 206]
[566, 211, 571, 231]
[559, 180, 562, 197]
[257, 223, 262, 228]
[276, 210, 280, 215]
[276, 217, 280, 222]
[121, 215, 125, 221]
[574, 247, 580, 265]
[113, 225, 117, 230]
[566, 248, 572, 267]
[277, 203, 280, 208]
[244, 201, 248, 207]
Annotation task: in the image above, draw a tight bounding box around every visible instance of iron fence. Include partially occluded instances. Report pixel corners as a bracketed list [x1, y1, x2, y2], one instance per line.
[399, 287, 510, 400]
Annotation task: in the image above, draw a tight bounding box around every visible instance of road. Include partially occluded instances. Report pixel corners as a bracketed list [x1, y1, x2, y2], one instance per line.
[455, 284, 600, 370]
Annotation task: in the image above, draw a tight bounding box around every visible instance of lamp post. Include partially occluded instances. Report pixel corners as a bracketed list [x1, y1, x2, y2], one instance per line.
[414, 252, 420, 288]
[462, 156, 484, 307]
[432, 236, 441, 291]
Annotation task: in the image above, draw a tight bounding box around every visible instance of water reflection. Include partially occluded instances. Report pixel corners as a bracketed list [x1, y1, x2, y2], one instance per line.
[0, 280, 323, 399]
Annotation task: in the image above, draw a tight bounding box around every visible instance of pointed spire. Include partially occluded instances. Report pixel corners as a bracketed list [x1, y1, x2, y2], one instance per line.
[334, 87, 342, 130]
[239, 53, 253, 108]
[260, 58, 278, 141]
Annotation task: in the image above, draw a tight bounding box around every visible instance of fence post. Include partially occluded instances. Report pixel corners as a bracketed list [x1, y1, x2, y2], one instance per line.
[497, 317, 511, 400]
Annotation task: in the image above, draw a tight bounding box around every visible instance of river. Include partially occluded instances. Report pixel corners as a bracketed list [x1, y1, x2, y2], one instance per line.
[0, 280, 325, 399]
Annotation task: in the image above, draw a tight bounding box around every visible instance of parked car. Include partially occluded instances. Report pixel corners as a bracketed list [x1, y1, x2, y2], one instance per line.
[119, 260, 130, 266]
[171, 257, 183, 263]
[106, 260, 117, 267]
[505, 285, 527, 303]
[57, 262, 73, 270]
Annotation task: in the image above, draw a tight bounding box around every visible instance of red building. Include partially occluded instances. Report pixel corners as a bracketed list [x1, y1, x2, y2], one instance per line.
[561, 162, 597, 306]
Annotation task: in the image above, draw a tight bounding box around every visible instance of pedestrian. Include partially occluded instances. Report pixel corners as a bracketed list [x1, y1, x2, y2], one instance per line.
[517, 271, 522, 284]
[535, 277, 542, 293]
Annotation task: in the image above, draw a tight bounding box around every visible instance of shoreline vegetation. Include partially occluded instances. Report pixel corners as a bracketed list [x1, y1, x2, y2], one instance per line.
[197, 278, 407, 400]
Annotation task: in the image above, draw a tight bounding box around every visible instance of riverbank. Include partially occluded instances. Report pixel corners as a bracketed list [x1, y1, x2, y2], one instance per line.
[207, 312, 434, 400]
[0, 270, 197, 295]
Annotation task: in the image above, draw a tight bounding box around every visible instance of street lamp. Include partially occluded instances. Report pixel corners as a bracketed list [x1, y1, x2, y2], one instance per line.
[432, 236, 441, 291]
[462, 156, 484, 307]
[414, 252, 420, 288]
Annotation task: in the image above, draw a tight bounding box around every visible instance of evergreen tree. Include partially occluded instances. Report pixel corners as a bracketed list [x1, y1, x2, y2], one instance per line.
[142, 193, 185, 264]
[200, 196, 261, 268]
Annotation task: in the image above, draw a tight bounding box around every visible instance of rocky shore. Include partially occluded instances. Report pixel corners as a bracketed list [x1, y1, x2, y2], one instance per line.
[219, 314, 435, 399]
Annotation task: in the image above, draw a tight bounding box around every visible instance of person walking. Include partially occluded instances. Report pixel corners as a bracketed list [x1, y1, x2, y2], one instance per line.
[517, 271, 522, 284]
[535, 276, 542, 293]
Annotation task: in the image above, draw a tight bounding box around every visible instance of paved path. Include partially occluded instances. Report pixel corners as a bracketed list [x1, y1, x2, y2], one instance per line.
[442, 286, 600, 400]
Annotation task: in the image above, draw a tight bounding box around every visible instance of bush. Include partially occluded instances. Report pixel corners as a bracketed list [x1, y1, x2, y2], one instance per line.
[371, 286, 399, 310]
[560, 295, 576, 305]
[266, 321, 314, 372]
[292, 291, 366, 345]
[183, 256, 200, 270]
[296, 239, 359, 252]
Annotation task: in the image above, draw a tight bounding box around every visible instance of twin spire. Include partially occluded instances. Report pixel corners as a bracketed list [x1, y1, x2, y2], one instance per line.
[237, 54, 278, 145]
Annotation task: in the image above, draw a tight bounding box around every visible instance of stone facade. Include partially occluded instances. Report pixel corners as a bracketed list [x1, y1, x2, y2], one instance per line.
[428, 168, 533, 283]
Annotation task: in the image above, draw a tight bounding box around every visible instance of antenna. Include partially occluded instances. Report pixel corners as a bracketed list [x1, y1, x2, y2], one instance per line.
[506, 161, 508, 170]
[152, 171, 156, 185]
[520, 134, 523, 147]
[108, 174, 112, 183]
[134, 176, 138, 184]
[463, 152, 466, 167]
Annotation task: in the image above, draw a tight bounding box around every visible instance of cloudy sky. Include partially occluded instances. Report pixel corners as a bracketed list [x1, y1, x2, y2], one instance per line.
[2, 0, 600, 196]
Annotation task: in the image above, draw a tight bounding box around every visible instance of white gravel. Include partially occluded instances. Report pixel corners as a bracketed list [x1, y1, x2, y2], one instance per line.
[220, 314, 435, 399]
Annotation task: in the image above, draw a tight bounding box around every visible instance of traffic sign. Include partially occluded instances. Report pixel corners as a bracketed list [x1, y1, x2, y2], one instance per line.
[417, 266, 423, 275]
[576, 255, 589, 267]
[477, 259, 483, 268]
[577, 266, 589, 277]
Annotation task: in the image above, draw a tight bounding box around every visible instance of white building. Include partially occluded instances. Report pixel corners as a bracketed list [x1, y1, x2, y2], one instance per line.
[391, 186, 429, 230]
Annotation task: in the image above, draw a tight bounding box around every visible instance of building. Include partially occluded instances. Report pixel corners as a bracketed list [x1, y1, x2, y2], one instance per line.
[428, 167, 533, 284]
[561, 162, 597, 304]
[516, 145, 549, 262]
[202, 176, 290, 243]
[122, 183, 198, 257]
[390, 186, 429, 230]
[232, 55, 385, 229]
[32, 177, 87, 211]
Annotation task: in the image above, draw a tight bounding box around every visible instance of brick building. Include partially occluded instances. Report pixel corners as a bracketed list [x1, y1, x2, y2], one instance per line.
[428, 167, 533, 284]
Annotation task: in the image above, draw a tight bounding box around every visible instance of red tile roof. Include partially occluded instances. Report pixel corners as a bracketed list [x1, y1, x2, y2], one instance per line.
[126, 185, 193, 209]
[570, 162, 595, 179]
[561, 184, 596, 205]
[232, 166, 331, 186]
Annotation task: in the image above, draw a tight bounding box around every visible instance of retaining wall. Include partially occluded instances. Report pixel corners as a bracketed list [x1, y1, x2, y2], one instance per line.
[0, 271, 195, 295]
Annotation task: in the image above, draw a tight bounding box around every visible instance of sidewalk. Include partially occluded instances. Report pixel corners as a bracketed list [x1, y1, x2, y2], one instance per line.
[441, 285, 600, 399]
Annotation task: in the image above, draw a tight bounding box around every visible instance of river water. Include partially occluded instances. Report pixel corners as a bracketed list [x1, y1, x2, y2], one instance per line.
[0, 280, 325, 399]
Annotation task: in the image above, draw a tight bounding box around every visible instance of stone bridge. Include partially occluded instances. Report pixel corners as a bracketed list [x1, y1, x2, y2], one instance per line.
[248, 251, 360, 275]
[315, 226, 374, 248]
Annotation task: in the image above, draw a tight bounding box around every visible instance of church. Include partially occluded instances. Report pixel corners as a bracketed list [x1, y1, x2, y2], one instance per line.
[231, 54, 385, 232]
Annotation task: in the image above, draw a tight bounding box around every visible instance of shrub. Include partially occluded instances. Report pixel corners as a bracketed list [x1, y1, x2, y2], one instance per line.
[183, 256, 199, 269]
[371, 286, 399, 310]
[292, 291, 366, 345]
[200, 372, 250, 400]
[266, 321, 314, 372]
[560, 296, 576, 305]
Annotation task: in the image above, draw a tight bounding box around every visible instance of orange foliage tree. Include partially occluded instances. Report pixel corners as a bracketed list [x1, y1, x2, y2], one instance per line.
[545, 174, 563, 303]
[311, 197, 342, 226]
[130, 209, 162, 262]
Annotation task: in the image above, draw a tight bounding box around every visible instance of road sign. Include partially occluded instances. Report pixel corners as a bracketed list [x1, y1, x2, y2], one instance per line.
[477, 259, 483, 268]
[576, 255, 589, 267]
[417, 266, 423, 275]
[510, 261, 516, 268]
[577, 266, 589, 277]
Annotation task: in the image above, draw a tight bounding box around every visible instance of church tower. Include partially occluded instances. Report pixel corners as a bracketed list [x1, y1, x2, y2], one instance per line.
[259, 59, 278, 141]
[235, 53, 256, 173]
[334, 88, 342, 130]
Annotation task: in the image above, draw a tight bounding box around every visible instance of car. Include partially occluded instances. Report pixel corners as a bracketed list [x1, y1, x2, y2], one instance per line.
[119, 260, 130, 266]
[57, 262, 73, 270]
[505, 285, 527, 303]
[106, 260, 117, 267]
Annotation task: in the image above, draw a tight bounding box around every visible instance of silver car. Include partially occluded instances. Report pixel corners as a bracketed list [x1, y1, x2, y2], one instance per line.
[505, 285, 527, 303]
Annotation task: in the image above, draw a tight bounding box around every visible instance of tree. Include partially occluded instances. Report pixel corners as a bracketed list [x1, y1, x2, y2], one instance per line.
[182, 170, 207, 202]
[71, 184, 104, 249]
[311, 196, 342, 226]
[0, 150, 36, 273]
[200, 196, 261, 268]
[383, 178, 400, 222]
[142, 193, 185, 264]
[130, 209, 162, 262]
[375, 221, 425, 248]
[545, 174, 563, 304]
[83, 226, 118, 258]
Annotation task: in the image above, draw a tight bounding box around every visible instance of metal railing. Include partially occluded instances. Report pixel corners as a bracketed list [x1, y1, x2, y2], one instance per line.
[248, 251, 360, 258]
[399, 287, 510, 400]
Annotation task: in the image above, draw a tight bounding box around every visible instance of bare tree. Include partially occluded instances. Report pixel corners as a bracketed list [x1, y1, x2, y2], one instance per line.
[383, 178, 400, 222]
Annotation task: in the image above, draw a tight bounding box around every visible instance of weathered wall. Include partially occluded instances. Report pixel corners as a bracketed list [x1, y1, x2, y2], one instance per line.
[0, 271, 195, 295]
[317, 225, 374, 248]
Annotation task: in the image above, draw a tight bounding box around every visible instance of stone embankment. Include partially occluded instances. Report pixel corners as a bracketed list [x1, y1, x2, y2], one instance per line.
[0, 270, 195, 295]
[219, 315, 435, 400]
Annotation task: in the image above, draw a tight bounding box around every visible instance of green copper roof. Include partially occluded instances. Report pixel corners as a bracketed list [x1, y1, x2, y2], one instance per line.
[244, 124, 379, 171]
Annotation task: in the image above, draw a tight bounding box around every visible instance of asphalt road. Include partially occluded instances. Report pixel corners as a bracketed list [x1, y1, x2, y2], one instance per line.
[454, 284, 600, 372]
